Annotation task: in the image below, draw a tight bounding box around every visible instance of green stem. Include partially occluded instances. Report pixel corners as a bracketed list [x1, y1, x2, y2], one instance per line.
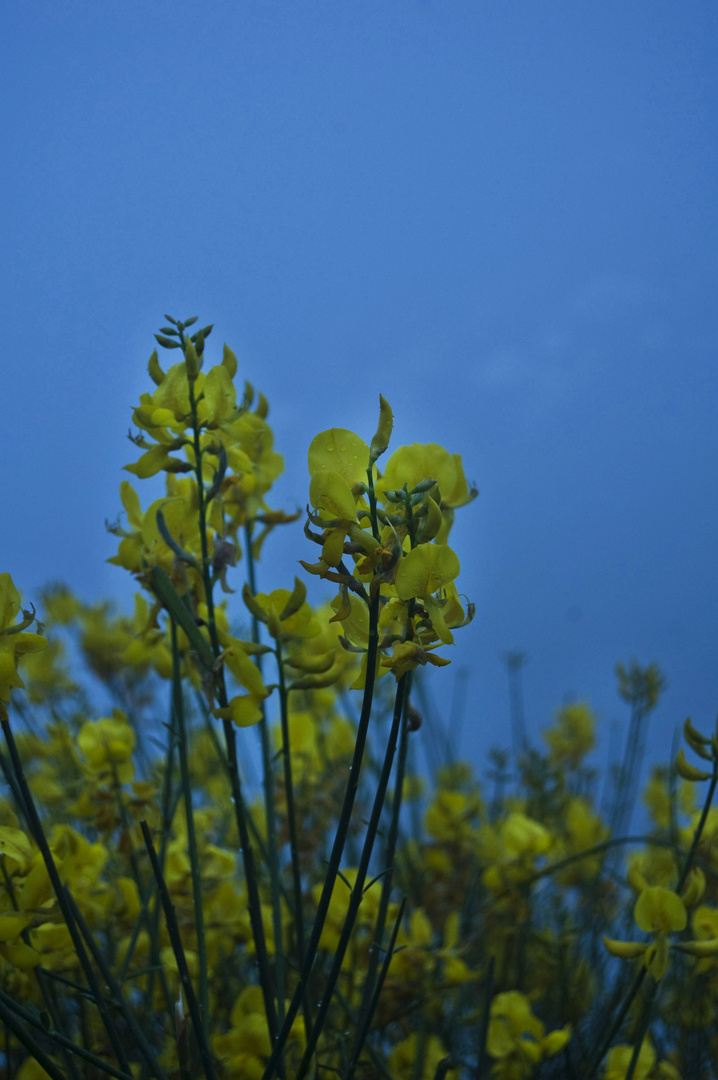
[1, 718, 132, 1078]
[585, 964, 647, 1080]
[347, 673, 412, 1078]
[276, 637, 312, 1037]
[169, 615, 210, 1041]
[588, 762, 718, 1078]
[347, 895, 407, 1079]
[246, 519, 286, 1029]
[140, 820, 217, 1080]
[0, 992, 71, 1080]
[182, 351, 280, 1058]
[294, 671, 410, 1080]
[677, 763, 718, 894]
[63, 888, 170, 1080]
[261, 584, 382, 1080]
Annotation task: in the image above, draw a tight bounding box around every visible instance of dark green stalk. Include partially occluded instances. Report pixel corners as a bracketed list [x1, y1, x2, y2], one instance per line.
[62, 888, 170, 1080]
[589, 758, 718, 1078]
[2, 859, 81, 1080]
[585, 965, 648, 1080]
[625, 982, 658, 1080]
[140, 820, 217, 1080]
[347, 895, 407, 1079]
[169, 615, 209, 1040]
[194, 689, 293, 906]
[475, 954, 496, 1079]
[180, 346, 279, 1056]
[294, 671, 410, 1080]
[347, 674, 412, 1078]
[221, 715, 282, 1063]
[126, 692, 179, 1020]
[245, 520, 286, 1028]
[261, 584, 382, 1080]
[1, 717, 132, 1077]
[275, 637, 312, 1037]
[621, 760, 718, 1077]
[676, 762, 718, 894]
[0, 993, 70, 1080]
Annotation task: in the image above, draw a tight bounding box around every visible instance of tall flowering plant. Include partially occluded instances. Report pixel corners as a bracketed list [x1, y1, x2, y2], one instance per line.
[1, 317, 717, 1080]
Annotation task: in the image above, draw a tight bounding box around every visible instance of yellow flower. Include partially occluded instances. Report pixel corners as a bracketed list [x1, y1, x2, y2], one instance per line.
[308, 428, 372, 487]
[542, 702, 595, 767]
[380, 443, 474, 510]
[0, 573, 47, 705]
[394, 543, 461, 644]
[77, 710, 136, 784]
[387, 1034, 457, 1080]
[487, 991, 570, 1077]
[603, 1039, 656, 1080]
[634, 886, 687, 934]
[603, 887, 687, 981]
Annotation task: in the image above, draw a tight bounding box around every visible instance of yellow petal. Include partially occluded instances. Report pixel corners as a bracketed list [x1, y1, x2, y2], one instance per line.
[119, 480, 144, 529]
[308, 429, 370, 485]
[309, 471, 358, 522]
[394, 544, 460, 601]
[635, 887, 687, 933]
[0, 574, 21, 631]
[602, 936, 647, 959]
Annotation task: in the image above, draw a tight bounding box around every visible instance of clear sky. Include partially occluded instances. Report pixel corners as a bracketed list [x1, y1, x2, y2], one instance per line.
[3, 1, 717, 778]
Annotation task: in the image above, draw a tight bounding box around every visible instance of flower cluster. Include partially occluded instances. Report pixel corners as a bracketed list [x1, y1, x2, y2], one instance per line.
[1, 318, 716, 1080]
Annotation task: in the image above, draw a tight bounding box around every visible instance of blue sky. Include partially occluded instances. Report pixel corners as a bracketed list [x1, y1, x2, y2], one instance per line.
[3, 1, 717, 778]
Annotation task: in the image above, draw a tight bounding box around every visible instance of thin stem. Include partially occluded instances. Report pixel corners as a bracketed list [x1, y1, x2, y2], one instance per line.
[140, 820, 217, 1080]
[261, 585, 382, 1080]
[1, 717, 132, 1078]
[63, 888, 170, 1080]
[246, 520, 286, 1029]
[347, 674, 412, 1078]
[585, 965, 648, 1080]
[0, 992, 71, 1080]
[294, 672, 410, 1080]
[170, 615, 210, 1041]
[182, 349, 280, 1058]
[347, 895, 407, 1079]
[275, 637, 312, 1037]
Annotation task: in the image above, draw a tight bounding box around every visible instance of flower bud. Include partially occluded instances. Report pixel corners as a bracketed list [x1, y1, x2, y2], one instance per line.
[148, 350, 165, 386]
[683, 717, 713, 760]
[222, 343, 238, 379]
[184, 337, 201, 381]
[369, 395, 393, 464]
[602, 936, 647, 960]
[676, 747, 712, 782]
